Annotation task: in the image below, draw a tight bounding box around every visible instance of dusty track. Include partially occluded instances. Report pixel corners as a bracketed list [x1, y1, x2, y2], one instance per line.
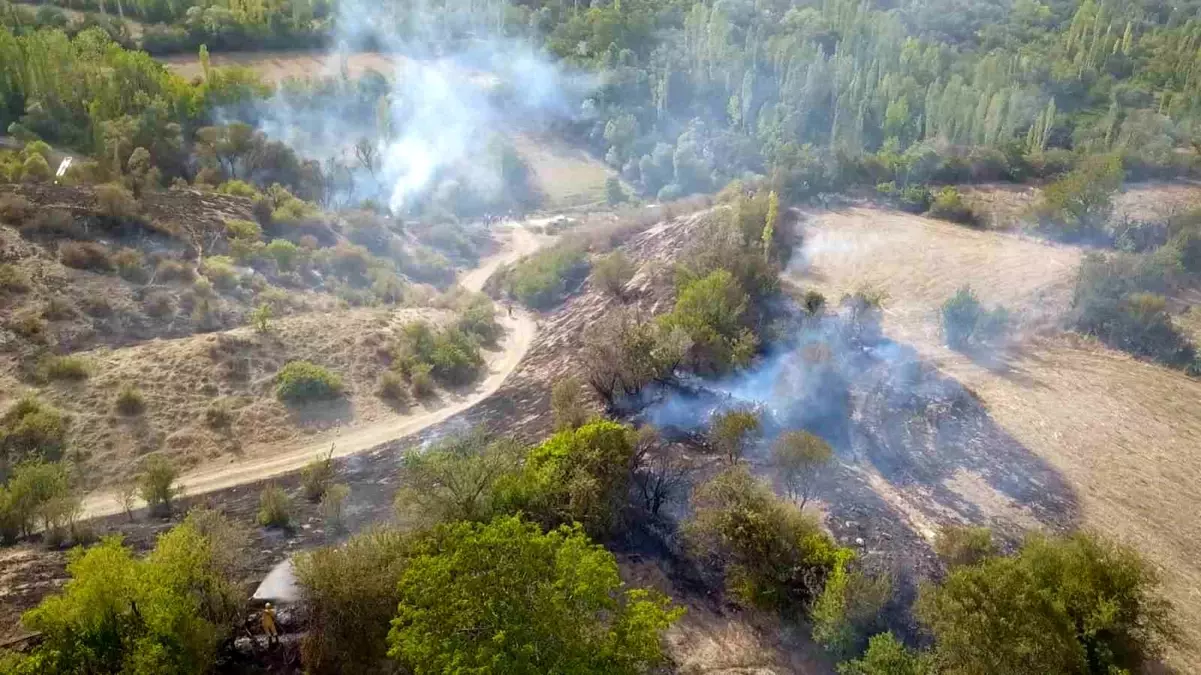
[80, 221, 548, 519]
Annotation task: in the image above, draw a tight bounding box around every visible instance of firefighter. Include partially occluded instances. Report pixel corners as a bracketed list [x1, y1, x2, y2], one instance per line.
[261, 602, 279, 647]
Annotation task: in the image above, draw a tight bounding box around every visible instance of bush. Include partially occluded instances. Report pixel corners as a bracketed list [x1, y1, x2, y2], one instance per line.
[275, 361, 344, 403]
[59, 241, 114, 272]
[0, 461, 72, 542]
[551, 377, 589, 431]
[201, 256, 238, 290]
[1, 397, 69, 473]
[394, 428, 521, 527]
[941, 286, 1010, 350]
[38, 355, 91, 381]
[0, 264, 30, 293]
[506, 245, 591, 309]
[453, 294, 501, 345]
[217, 180, 260, 198]
[19, 516, 245, 673]
[591, 251, 636, 298]
[296, 528, 416, 673]
[933, 525, 997, 567]
[659, 268, 757, 373]
[1032, 153, 1123, 241]
[708, 408, 762, 464]
[377, 371, 410, 405]
[155, 258, 196, 283]
[115, 384, 146, 415]
[392, 321, 485, 386]
[301, 452, 335, 503]
[409, 363, 435, 398]
[204, 399, 233, 429]
[143, 291, 175, 318]
[20, 153, 51, 182]
[385, 516, 681, 674]
[137, 455, 179, 516]
[257, 485, 292, 528]
[264, 238, 301, 271]
[224, 218, 262, 241]
[926, 187, 978, 226]
[917, 533, 1175, 674]
[837, 633, 932, 675]
[112, 247, 147, 282]
[684, 465, 847, 611]
[94, 182, 139, 219]
[320, 484, 350, 532]
[0, 195, 33, 223]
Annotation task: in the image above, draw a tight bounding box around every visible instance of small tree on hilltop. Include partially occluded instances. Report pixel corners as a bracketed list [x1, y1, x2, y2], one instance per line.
[771, 431, 833, 508]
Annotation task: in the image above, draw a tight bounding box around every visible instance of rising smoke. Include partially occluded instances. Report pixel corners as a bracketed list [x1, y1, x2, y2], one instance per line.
[241, 0, 593, 214]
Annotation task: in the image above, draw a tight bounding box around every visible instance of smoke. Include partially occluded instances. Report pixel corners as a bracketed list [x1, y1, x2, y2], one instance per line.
[238, 0, 594, 213]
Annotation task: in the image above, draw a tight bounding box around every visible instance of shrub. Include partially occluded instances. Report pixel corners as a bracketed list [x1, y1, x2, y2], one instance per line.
[409, 363, 435, 398]
[296, 528, 415, 673]
[377, 371, 410, 405]
[506, 245, 591, 309]
[771, 430, 834, 507]
[1032, 153, 1123, 241]
[837, 633, 933, 675]
[217, 180, 259, 198]
[933, 525, 997, 567]
[301, 452, 335, 502]
[394, 429, 521, 527]
[551, 377, 589, 431]
[658, 269, 756, 373]
[201, 256, 238, 290]
[591, 251, 636, 298]
[453, 294, 501, 345]
[155, 258, 196, 283]
[926, 187, 978, 226]
[320, 484, 350, 533]
[137, 455, 179, 516]
[275, 361, 344, 403]
[94, 182, 139, 219]
[59, 241, 114, 272]
[941, 286, 1009, 350]
[385, 516, 681, 674]
[605, 175, 627, 204]
[115, 384, 146, 415]
[21, 209, 78, 239]
[392, 321, 485, 386]
[0, 264, 30, 293]
[812, 562, 892, 658]
[917, 533, 1175, 674]
[38, 355, 91, 381]
[0, 461, 72, 541]
[224, 218, 262, 241]
[262, 238, 300, 272]
[143, 291, 175, 318]
[112, 247, 147, 282]
[204, 399, 233, 429]
[20, 153, 51, 182]
[1, 397, 69, 473]
[0, 195, 33, 223]
[257, 485, 292, 528]
[708, 408, 762, 464]
[684, 465, 847, 611]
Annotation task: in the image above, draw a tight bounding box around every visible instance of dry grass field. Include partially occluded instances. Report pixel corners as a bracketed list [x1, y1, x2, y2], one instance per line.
[160, 49, 402, 83]
[789, 200, 1201, 669]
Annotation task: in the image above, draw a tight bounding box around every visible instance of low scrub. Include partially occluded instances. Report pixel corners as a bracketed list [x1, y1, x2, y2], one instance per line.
[392, 321, 484, 387]
[926, 187, 978, 226]
[94, 182, 140, 219]
[59, 241, 114, 272]
[38, 355, 91, 381]
[941, 286, 1010, 350]
[1031, 154, 1123, 241]
[504, 245, 591, 309]
[275, 361, 344, 403]
[301, 452, 335, 502]
[0, 461, 73, 543]
[0, 194, 33, 223]
[590, 250, 636, 298]
[0, 264, 30, 293]
[137, 455, 179, 516]
[115, 384, 146, 415]
[1, 397, 69, 473]
[258, 484, 292, 528]
[376, 371, 410, 405]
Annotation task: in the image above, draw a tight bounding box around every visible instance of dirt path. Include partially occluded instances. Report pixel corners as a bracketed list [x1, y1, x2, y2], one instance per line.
[80, 221, 548, 519]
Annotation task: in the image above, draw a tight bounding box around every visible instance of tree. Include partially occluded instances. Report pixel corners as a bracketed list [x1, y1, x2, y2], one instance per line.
[771, 430, 833, 508]
[933, 525, 997, 567]
[590, 250, 636, 298]
[20, 513, 245, 675]
[917, 533, 1176, 675]
[605, 176, 626, 205]
[251, 303, 271, 333]
[837, 633, 932, 675]
[394, 428, 522, 527]
[763, 190, 779, 260]
[631, 427, 690, 516]
[660, 269, 755, 373]
[386, 516, 682, 675]
[138, 454, 179, 516]
[708, 408, 761, 464]
[551, 377, 589, 430]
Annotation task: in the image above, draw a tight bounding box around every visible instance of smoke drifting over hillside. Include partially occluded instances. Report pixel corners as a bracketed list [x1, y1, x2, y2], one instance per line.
[246, 0, 592, 213]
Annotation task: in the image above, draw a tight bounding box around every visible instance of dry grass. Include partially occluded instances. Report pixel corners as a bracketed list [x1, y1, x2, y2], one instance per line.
[507, 133, 613, 208]
[791, 203, 1201, 668]
[959, 180, 1201, 229]
[160, 50, 403, 83]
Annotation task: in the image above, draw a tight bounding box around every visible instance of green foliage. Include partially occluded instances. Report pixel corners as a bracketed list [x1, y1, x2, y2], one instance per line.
[0, 461, 72, 542]
[771, 430, 834, 507]
[551, 377, 590, 431]
[837, 633, 933, 675]
[941, 286, 1010, 350]
[917, 533, 1176, 675]
[0, 396, 68, 474]
[114, 383, 146, 415]
[386, 516, 682, 675]
[707, 408, 761, 464]
[217, 180, 260, 198]
[452, 292, 501, 345]
[376, 371, 410, 405]
[660, 269, 756, 373]
[684, 465, 847, 612]
[496, 421, 638, 538]
[1033, 154, 1124, 241]
[37, 354, 91, 381]
[409, 363, 435, 399]
[812, 561, 892, 658]
[257, 484, 292, 528]
[590, 250, 636, 298]
[933, 525, 998, 568]
[394, 428, 522, 527]
[605, 175, 626, 205]
[224, 218, 262, 241]
[112, 247, 147, 281]
[583, 307, 691, 405]
[296, 528, 415, 674]
[20, 513, 245, 675]
[264, 238, 300, 271]
[275, 361, 344, 403]
[391, 320, 484, 387]
[0, 263, 30, 293]
[20, 152, 50, 182]
[927, 187, 978, 226]
[94, 182, 139, 219]
[301, 451, 335, 502]
[505, 245, 591, 309]
[137, 454, 178, 516]
[251, 303, 271, 333]
[201, 255, 238, 290]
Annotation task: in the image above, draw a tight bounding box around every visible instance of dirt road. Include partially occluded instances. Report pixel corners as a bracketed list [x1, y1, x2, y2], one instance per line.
[80, 221, 547, 519]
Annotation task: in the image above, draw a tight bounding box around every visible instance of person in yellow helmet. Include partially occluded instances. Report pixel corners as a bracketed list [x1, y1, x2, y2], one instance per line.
[261, 602, 279, 647]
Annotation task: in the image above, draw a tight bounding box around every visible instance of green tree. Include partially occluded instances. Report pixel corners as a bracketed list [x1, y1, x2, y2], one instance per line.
[917, 533, 1176, 675]
[551, 376, 590, 430]
[708, 408, 761, 464]
[138, 454, 179, 516]
[590, 250, 636, 298]
[386, 516, 682, 675]
[394, 429, 522, 527]
[837, 633, 932, 675]
[771, 430, 833, 507]
[660, 269, 755, 373]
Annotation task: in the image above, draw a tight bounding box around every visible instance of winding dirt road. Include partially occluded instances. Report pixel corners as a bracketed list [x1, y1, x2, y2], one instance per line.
[81, 222, 548, 519]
